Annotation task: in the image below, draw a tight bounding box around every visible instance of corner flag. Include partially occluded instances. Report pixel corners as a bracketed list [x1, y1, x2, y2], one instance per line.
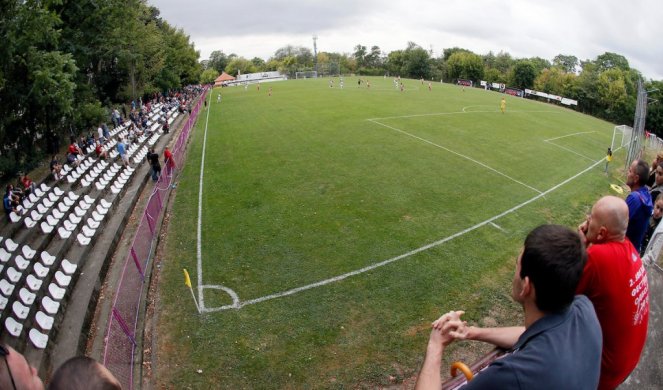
[183, 268, 200, 313]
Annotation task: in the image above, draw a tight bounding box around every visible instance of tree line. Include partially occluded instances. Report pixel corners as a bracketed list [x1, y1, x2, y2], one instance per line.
[202, 43, 662, 139]
[0, 0, 200, 179]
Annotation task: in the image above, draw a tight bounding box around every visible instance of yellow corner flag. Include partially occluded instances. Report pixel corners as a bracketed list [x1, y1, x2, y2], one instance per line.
[183, 268, 192, 288]
[183, 268, 200, 313]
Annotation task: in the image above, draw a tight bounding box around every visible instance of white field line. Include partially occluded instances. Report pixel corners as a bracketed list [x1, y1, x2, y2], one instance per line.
[489, 221, 506, 232]
[543, 131, 599, 162]
[544, 131, 596, 142]
[196, 91, 214, 309]
[544, 140, 598, 162]
[368, 119, 543, 194]
[369, 109, 560, 121]
[200, 156, 607, 312]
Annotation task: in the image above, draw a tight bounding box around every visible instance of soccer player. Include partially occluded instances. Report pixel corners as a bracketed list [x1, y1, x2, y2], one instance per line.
[500, 97, 506, 114]
[605, 147, 613, 173]
[428, 82, 432, 92]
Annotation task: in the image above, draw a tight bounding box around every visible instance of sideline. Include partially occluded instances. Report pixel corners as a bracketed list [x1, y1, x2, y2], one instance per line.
[195, 106, 611, 312]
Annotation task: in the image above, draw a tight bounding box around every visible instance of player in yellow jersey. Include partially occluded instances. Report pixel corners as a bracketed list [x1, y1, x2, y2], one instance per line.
[500, 97, 506, 114]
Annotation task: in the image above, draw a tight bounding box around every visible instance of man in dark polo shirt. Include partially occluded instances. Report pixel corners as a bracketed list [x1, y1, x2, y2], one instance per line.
[415, 225, 602, 390]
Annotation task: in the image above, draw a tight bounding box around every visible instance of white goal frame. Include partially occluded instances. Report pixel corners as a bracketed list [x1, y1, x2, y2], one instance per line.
[611, 125, 633, 152]
[295, 71, 318, 79]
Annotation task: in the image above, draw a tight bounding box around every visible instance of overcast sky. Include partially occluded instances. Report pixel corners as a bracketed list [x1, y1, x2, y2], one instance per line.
[149, 0, 663, 80]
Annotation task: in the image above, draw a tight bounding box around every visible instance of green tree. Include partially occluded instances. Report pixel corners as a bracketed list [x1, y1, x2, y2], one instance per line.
[353, 45, 367, 69]
[208, 51, 230, 73]
[552, 54, 578, 73]
[225, 57, 257, 76]
[200, 69, 219, 84]
[446, 52, 484, 82]
[510, 61, 537, 89]
[403, 43, 431, 79]
[595, 52, 630, 72]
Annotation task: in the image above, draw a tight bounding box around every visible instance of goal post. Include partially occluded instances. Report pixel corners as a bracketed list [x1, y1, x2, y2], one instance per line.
[611, 125, 633, 152]
[295, 71, 318, 79]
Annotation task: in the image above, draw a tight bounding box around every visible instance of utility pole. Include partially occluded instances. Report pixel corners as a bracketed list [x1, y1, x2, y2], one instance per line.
[313, 35, 318, 77]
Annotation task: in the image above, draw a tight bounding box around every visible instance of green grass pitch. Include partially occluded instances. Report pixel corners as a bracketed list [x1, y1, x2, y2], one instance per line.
[155, 76, 626, 388]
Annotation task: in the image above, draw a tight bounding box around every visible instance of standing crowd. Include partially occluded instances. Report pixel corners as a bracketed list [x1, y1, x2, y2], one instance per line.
[416, 158, 657, 389]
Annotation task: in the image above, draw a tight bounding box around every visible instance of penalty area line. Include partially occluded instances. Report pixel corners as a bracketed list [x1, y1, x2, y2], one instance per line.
[202, 157, 606, 313]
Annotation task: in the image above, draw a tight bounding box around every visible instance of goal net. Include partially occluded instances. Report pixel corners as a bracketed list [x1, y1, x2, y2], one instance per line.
[295, 71, 318, 79]
[610, 125, 633, 152]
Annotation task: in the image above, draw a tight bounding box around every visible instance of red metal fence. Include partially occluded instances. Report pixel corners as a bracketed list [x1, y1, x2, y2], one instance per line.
[102, 90, 207, 388]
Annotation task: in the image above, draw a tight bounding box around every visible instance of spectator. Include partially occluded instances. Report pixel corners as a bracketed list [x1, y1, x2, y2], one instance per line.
[0, 344, 44, 389]
[415, 225, 601, 390]
[117, 138, 128, 167]
[97, 124, 104, 142]
[649, 161, 663, 202]
[163, 119, 170, 134]
[642, 195, 663, 256]
[94, 140, 108, 160]
[625, 159, 653, 252]
[164, 146, 175, 173]
[102, 122, 111, 140]
[577, 195, 649, 389]
[4, 186, 21, 218]
[19, 172, 36, 195]
[646, 151, 663, 187]
[48, 356, 120, 390]
[146, 148, 161, 182]
[50, 155, 63, 180]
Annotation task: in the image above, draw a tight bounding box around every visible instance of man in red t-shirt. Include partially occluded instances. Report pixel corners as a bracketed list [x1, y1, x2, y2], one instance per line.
[578, 196, 649, 389]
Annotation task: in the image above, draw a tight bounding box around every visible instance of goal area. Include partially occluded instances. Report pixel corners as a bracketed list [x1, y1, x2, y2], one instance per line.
[295, 71, 318, 79]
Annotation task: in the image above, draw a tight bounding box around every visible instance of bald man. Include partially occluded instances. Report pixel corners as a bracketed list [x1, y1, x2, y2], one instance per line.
[578, 196, 649, 390]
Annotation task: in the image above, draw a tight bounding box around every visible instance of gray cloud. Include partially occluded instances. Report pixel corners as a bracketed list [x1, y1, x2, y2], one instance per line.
[150, 0, 663, 79]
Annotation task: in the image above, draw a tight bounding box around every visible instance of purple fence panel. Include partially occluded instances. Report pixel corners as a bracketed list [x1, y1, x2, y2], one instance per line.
[103, 89, 208, 389]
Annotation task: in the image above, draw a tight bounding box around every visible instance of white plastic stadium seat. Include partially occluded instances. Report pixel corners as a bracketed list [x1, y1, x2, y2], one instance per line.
[10, 212, 22, 223]
[0, 279, 15, 296]
[29, 328, 49, 349]
[49, 283, 65, 300]
[42, 198, 54, 208]
[57, 227, 72, 240]
[22, 245, 36, 260]
[0, 296, 6, 311]
[19, 288, 36, 306]
[61, 259, 77, 275]
[82, 225, 96, 238]
[68, 213, 81, 225]
[0, 248, 11, 263]
[87, 218, 100, 230]
[48, 192, 59, 202]
[5, 238, 19, 252]
[40, 183, 50, 192]
[26, 274, 43, 292]
[74, 206, 86, 218]
[68, 191, 79, 201]
[91, 211, 104, 223]
[37, 203, 48, 214]
[63, 196, 75, 207]
[5, 317, 23, 337]
[14, 255, 30, 271]
[34, 262, 49, 278]
[40, 222, 54, 234]
[52, 208, 65, 220]
[63, 220, 77, 232]
[53, 187, 64, 196]
[76, 233, 90, 246]
[23, 216, 36, 229]
[6, 267, 22, 283]
[100, 199, 112, 209]
[42, 296, 60, 315]
[30, 210, 42, 222]
[41, 251, 56, 266]
[54, 270, 71, 287]
[46, 214, 60, 226]
[12, 301, 30, 320]
[36, 311, 54, 331]
[83, 195, 94, 205]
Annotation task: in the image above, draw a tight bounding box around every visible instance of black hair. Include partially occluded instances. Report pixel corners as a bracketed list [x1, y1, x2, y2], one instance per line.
[520, 225, 586, 313]
[634, 159, 649, 186]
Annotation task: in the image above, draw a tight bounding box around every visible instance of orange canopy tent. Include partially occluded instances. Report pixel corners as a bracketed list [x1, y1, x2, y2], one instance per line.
[214, 72, 235, 87]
